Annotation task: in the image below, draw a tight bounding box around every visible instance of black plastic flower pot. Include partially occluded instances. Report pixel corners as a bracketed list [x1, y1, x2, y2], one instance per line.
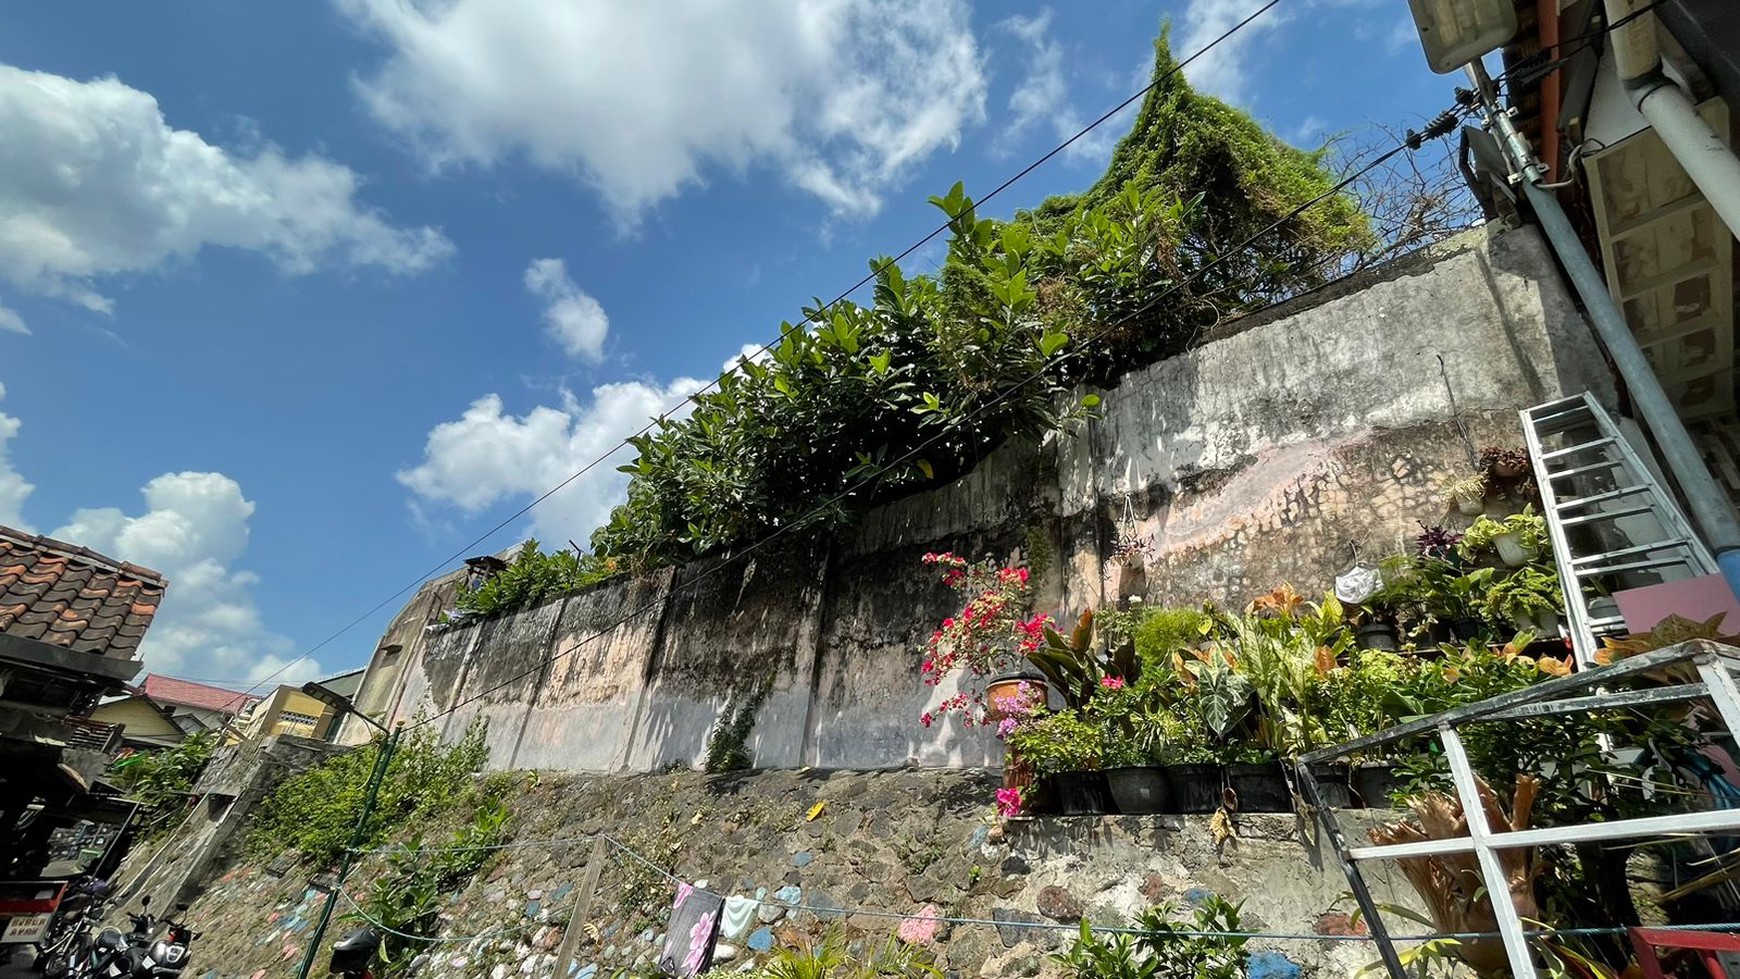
[1103, 766, 1173, 815]
[1302, 762, 1354, 809]
[1447, 617, 1488, 642]
[1049, 771, 1118, 815]
[1354, 621, 1398, 652]
[1160, 764, 1222, 813]
[1224, 761, 1290, 813]
[1351, 763, 1404, 809]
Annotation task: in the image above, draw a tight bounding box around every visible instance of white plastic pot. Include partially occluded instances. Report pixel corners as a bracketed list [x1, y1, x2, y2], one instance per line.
[1493, 533, 1537, 567]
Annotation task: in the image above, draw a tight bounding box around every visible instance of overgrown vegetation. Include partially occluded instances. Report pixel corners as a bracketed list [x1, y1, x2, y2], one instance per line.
[452, 540, 620, 620]
[703, 680, 772, 773]
[703, 931, 942, 979]
[245, 720, 490, 867]
[355, 791, 515, 975]
[591, 32, 1374, 567]
[1052, 896, 1251, 979]
[111, 731, 218, 837]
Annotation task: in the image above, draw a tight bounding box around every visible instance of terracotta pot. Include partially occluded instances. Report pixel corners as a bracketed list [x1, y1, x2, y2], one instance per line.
[1002, 752, 1035, 795]
[985, 673, 1047, 722]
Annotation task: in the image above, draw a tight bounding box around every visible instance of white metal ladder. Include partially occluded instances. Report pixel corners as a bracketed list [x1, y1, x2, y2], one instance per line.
[1522, 393, 1718, 668]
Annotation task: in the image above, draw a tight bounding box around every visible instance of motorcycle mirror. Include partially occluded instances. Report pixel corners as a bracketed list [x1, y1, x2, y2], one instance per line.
[175, 903, 189, 912]
[140, 896, 151, 908]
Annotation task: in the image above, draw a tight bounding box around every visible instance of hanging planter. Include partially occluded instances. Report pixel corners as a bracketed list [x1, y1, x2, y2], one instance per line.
[1443, 473, 1488, 516]
[1493, 532, 1539, 568]
[1107, 495, 1153, 571]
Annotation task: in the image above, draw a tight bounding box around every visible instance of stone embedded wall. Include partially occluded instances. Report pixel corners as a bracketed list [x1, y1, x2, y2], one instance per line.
[114, 734, 345, 917]
[171, 769, 1427, 979]
[368, 224, 1616, 774]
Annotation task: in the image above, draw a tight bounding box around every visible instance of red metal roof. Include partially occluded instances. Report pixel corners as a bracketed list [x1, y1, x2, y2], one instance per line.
[0, 523, 167, 657]
[140, 674, 254, 714]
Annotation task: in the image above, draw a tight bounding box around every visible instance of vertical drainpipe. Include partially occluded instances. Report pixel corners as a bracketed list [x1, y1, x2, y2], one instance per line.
[1538, 0, 1562, 182]
[1603, 0, 1740, 240]
[1465, 60, 1740, 599]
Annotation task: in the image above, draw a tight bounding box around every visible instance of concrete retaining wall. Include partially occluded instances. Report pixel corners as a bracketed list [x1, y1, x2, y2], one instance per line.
[366, 225, 1615, 774]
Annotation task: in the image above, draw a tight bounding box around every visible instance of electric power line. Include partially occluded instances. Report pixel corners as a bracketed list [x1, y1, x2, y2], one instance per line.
[227, 0, 1290, 703]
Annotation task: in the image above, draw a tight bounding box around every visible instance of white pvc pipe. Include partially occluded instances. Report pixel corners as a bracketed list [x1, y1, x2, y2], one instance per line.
[1602, 0, 1740, 244]
[1635, 80, 1740, 243]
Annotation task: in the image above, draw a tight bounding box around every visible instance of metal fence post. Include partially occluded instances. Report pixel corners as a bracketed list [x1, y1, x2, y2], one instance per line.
[1438, 725, 1536, 979]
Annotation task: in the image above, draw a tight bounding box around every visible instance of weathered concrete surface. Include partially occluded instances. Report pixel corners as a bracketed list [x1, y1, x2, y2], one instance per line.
[114, 734, 346, 917]
[372, 225, 1616, 773]
[333, 568, 465, 746]
[170, 769, 1428, 979]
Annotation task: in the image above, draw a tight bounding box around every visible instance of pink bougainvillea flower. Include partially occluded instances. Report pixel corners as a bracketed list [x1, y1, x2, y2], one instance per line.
[995, 787, 1023, 817]
[1100, 676, 1126, 690]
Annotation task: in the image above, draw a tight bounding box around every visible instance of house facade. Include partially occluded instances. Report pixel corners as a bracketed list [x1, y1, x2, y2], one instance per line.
[0, 524, 165, 881]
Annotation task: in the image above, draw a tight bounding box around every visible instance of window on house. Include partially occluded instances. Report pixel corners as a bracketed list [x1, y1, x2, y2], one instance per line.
[277, 711, 321, 732]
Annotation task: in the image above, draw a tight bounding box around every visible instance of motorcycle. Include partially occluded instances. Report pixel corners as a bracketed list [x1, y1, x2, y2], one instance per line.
[32, 877, 109, 978]
[70, 896, 199, 978]
[327, 927, 382, 979]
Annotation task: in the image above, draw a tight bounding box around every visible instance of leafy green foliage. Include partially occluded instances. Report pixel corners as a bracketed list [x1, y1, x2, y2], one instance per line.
[454, 540, 620, 619]
[719, 932, 941, 979]
[244, 720, 490, 867]
[594, 31, 1370, 567]
[1051, 896, 1251, 979]
[1005, 710, 1102, 776]
[355, 793, 513, 975]
[110, 731, 218, 837]
[703, 680, 771, 774]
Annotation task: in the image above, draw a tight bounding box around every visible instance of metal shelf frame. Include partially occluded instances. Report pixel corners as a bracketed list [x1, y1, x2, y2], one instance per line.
[1297, 640, 1740, 979]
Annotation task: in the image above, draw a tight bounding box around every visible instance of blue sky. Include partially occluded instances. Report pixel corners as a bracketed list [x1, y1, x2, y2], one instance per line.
[0, 0, 1461, 687]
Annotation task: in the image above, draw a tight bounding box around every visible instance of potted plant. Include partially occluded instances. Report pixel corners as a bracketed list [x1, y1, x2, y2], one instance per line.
[1483, 566, 1564, 633]
[1223, 746, 1291, 812]
[1443, 472, 1488, 516]
[1480, 445, 1532, 481]
[1159, 743, 1222, 814]
[986, 669, 1049, 722]
[1100, 740, 1172, 815]
[1493, 507, 1547, 568]
[916, 552, 1049, 729]
[1005, 709, 1114, 815]
[1089, 678, 1181, 815]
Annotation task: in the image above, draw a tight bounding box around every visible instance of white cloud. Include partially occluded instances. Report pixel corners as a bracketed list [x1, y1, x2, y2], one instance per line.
[1002, 12, 1066, 141]
[0, 384, 32, 530]
[339, 0, 987, 222]
[524, 258, 609, 361]
[1176, 0, 1288, 104]
[0, 389, 303, 684]
[0, 63, 451, 322]
[398, 376, 709, 545]
[51, 472, 315, 687]
[997, 10, 1132, 167]
[0, 299, 26, 335]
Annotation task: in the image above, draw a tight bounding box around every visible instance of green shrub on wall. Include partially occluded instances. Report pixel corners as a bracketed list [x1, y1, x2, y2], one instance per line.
[590, 32, 1371, 569]
[244, 720, 490, 867]
[454, 540, 620, 620]
[110, 731, 219, 838]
